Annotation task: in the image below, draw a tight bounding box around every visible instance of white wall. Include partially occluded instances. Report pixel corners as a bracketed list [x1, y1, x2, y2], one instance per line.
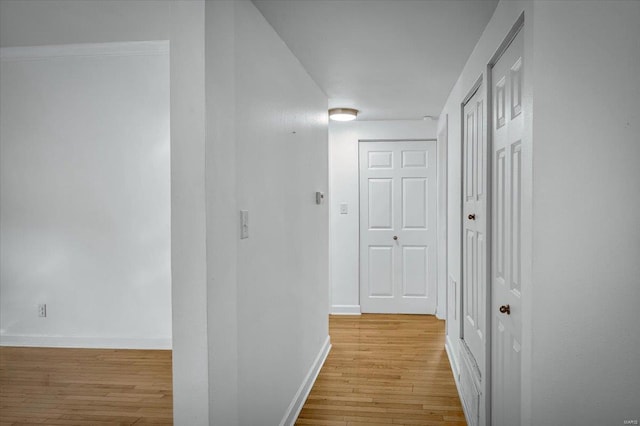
[0, 1, 331, 424]
[0, 42, 171, 349]
[0, 1, 209, 424]
[328, 120, 441, 314]
[204, 0, 239, 424]
[167, 3, 209, 424]
[440, 0, 640, 425]
[530, 1, 640, 424]
[232, 2, 330, 424]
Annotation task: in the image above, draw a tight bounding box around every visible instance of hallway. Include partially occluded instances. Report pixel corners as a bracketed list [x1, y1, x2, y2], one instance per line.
[1, 1, 638, 424]
[297, 315, 465, 425]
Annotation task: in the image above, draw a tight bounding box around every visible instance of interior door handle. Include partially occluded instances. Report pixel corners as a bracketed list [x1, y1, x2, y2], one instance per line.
[499, 304, 511, 315]
[468, 214, 476, 220]
[393, 236, 398, 241]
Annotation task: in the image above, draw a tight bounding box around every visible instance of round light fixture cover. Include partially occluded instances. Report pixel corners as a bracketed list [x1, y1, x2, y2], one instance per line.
[329, 108, 358, 121]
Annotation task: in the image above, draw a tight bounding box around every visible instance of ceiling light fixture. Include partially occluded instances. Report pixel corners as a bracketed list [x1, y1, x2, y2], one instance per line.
[329, 108, 358, 122]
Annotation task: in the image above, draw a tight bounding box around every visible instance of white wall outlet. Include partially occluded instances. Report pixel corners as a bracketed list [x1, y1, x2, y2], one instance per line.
[340, 203, 348, 214]
[240, 210, 249, 239]
[38, 304, 47, 318]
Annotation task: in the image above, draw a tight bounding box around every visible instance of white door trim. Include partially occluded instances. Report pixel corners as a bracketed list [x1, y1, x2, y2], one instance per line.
[436, 117, 449, 320]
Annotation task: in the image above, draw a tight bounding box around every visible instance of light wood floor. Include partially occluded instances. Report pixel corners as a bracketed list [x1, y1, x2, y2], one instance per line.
[0, 347, 172, 425]
[296, 314, 466, 426]
[0, 315, 464, 426]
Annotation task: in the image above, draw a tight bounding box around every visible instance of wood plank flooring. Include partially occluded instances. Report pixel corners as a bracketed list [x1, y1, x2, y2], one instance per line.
[0, 347, 172, 425]
[296, 314, 466, 426]
[0, 315, 463, 425]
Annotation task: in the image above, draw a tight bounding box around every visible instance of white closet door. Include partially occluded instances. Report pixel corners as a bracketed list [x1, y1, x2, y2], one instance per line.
[491, 27, 524, 426]
[359, 141, 436, 314]
[462, 82, 488, 378]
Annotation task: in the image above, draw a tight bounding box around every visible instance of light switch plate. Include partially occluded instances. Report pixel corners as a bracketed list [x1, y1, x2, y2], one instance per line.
[240, 210, 249, 239]
[340, 203, 348, 214]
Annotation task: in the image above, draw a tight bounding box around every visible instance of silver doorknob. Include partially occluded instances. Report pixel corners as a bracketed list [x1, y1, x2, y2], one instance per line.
[393, 236, 398, 240]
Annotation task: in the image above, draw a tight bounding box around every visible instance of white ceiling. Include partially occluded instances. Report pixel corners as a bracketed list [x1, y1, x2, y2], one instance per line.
[253, 0, 498, 121]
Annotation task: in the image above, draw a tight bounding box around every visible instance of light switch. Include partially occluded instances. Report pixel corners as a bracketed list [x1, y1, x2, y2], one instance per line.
[340, 203, 348, 214]
[240, 210, 249, 239]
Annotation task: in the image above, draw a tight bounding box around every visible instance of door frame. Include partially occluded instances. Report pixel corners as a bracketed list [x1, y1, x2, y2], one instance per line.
[357, 138, 440, 314]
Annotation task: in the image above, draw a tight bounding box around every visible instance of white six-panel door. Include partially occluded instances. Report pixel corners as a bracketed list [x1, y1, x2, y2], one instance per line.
[359, 141, 437, 314]
[462, 82, 487, 380]
[491, 27, 524, 426]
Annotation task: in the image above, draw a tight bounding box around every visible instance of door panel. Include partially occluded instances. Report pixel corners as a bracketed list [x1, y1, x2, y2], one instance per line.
[510, 142, 522, 294]
[368, 151, 393, 168]
[369, 246, 393, 297]
[368, 179, 393, 229]
[402, 246, 428, 297]
[464, 229, 477, 326]
[496, 149, 506, 282]
[491, 27, 524, 426]
[360, 141, 437, 314]
[402, 178, 428, 228]
[402, 150, 427, 168]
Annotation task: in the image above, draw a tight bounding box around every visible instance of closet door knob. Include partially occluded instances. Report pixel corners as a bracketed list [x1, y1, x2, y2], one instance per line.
[393, 236, 398, 241]
[499, 305, 511, 315]
[468, 214, 476, 220]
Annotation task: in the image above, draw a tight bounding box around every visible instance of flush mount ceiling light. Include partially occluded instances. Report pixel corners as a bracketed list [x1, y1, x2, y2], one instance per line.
[329, 108, 358, 122]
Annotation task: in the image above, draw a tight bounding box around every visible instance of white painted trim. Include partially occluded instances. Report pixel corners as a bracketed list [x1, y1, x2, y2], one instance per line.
[446, 336, 471, 426]
[435, 115, 449, 321]
[445, 335, 460, 380]
[328, 123, 334, 315]
[0, 40, 169, 61]
[330, 305, 362, 315]
[0, 334, 172, 350]
[280, 335, 332, 426]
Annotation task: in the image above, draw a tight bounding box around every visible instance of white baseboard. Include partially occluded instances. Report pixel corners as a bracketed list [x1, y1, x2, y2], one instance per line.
[446, 336, 474, 426]
[0, 334, 172, 350]
[445, 335, 459, 379]
[279, 335, 331, 426]
[330, 304, 361, 315]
